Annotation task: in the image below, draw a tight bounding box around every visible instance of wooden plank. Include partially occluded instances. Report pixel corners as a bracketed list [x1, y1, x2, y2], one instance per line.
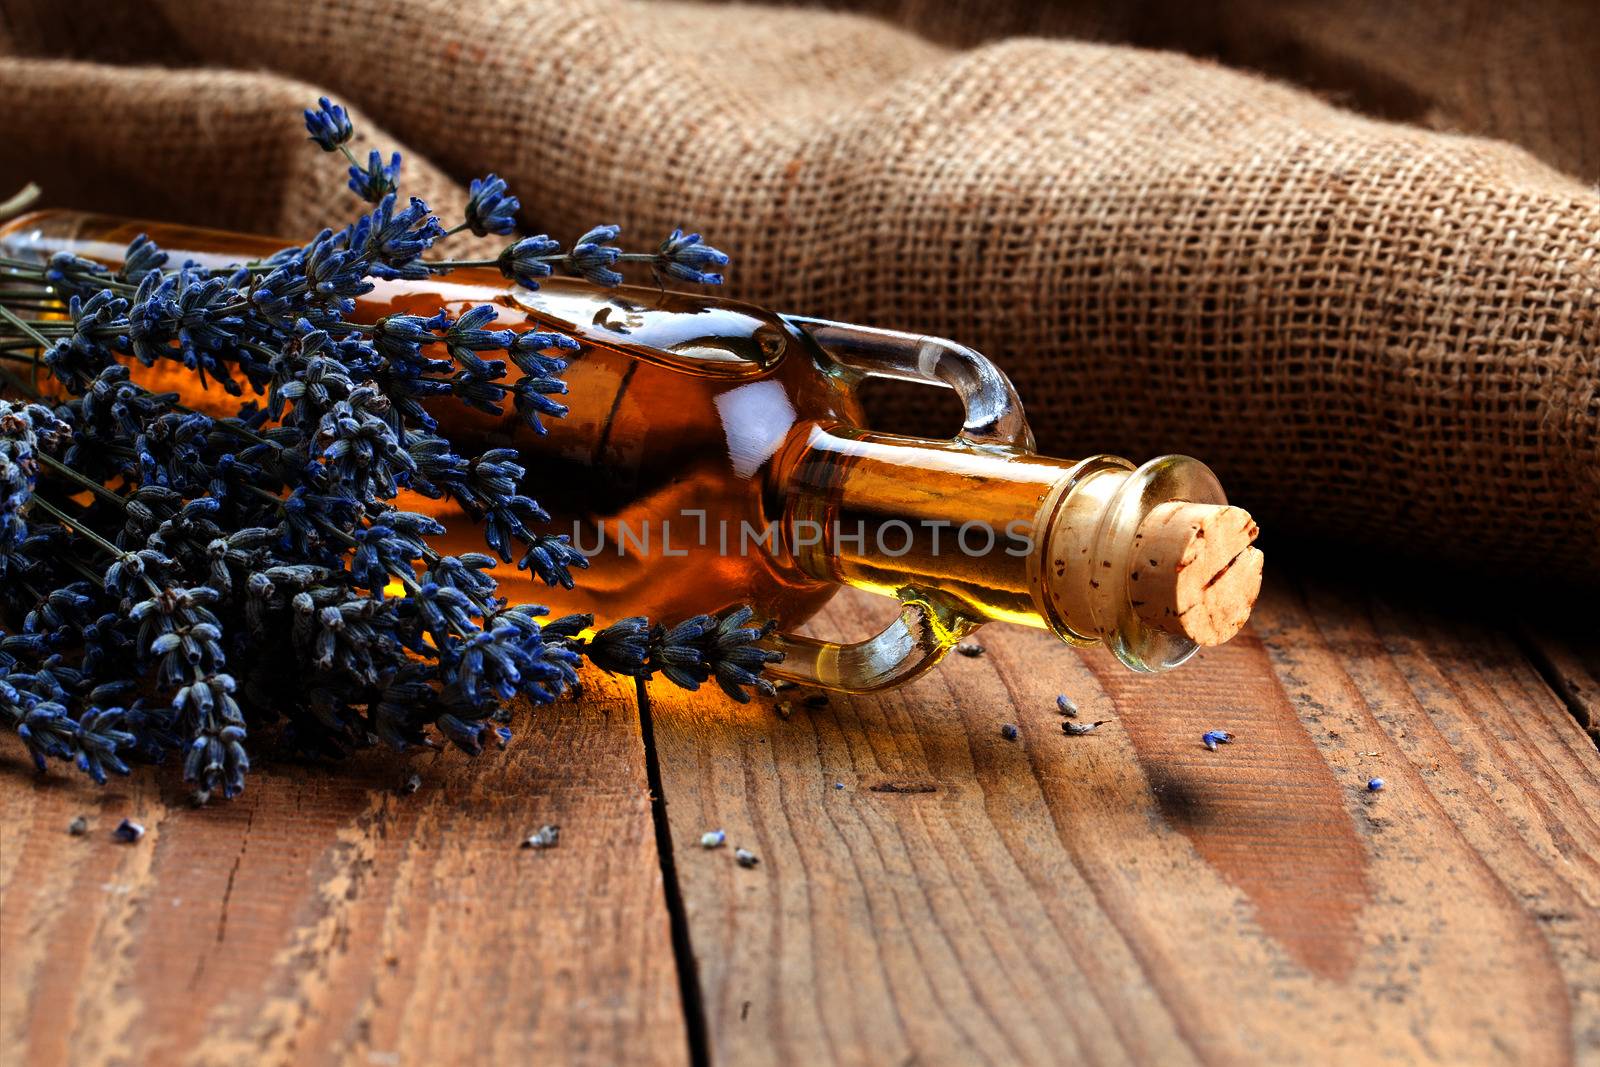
[0, 669, 687, 1067]
[646, 569, 1600, 1066]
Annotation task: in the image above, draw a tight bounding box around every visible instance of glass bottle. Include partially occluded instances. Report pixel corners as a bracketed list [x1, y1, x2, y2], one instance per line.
[0, 212, 1263, 692]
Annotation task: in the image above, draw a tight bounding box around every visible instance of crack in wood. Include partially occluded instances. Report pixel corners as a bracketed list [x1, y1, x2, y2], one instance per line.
[636, 677, 711, 1067]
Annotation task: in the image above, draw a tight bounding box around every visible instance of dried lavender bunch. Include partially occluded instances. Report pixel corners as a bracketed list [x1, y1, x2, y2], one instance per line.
[0, 98, 772, 799]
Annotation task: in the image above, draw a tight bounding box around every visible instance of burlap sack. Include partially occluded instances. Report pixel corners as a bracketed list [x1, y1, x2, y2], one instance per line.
[744, 0, 1600, 182]
[2, 0, 1597, 582]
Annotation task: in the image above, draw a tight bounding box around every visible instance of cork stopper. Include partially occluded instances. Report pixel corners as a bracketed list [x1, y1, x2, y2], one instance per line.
[1130, 502, 1262, 646]
[1031, 455, 1261, 672]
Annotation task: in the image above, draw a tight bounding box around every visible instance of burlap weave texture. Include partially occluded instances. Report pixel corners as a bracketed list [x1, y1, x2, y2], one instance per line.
[2, 0, 1597, 581]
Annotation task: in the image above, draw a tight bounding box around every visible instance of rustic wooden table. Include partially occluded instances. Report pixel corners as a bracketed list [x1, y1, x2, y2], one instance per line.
[2, 563, 1597, 1066]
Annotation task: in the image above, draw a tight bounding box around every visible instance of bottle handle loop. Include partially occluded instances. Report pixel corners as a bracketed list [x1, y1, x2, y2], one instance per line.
[760, 317, 1031, 692]
[781, 316, 1036, 451]
[761, 592, 984, 693]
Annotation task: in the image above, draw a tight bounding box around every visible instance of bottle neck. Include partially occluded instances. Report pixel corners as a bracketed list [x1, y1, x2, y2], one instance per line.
[781, 426, 1257, 672]
[784, 425, 1065, 631]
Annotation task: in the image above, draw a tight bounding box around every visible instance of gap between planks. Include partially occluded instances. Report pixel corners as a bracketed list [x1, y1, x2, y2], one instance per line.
[1515, 620, 1600, 749]
[637, 675, 714, 1067]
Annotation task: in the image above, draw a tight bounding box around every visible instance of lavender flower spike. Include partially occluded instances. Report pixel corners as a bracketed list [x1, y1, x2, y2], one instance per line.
[304, 97, 353, 152]
[566, 225, 624, 287]
[464, 174, 520, 237]
[348, 149, 402, 204]
[655, 228, 729, 285]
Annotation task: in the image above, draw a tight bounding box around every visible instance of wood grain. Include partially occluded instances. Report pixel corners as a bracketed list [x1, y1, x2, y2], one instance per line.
[5, 567, 1596, 1066]
[0, 670, 686, 1067]
[646, 569, 1600, 1066]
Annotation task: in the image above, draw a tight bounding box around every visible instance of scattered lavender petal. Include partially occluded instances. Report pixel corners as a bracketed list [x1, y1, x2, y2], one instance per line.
[521, 824, 561, 849]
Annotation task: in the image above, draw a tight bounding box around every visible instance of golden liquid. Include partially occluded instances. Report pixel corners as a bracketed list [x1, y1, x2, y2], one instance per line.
[3, 214, 1076, 636]
[784, 427, 1070, 630]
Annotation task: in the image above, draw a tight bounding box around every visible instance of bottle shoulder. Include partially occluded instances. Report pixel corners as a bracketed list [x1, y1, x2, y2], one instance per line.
[507, 279, 790, 381]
